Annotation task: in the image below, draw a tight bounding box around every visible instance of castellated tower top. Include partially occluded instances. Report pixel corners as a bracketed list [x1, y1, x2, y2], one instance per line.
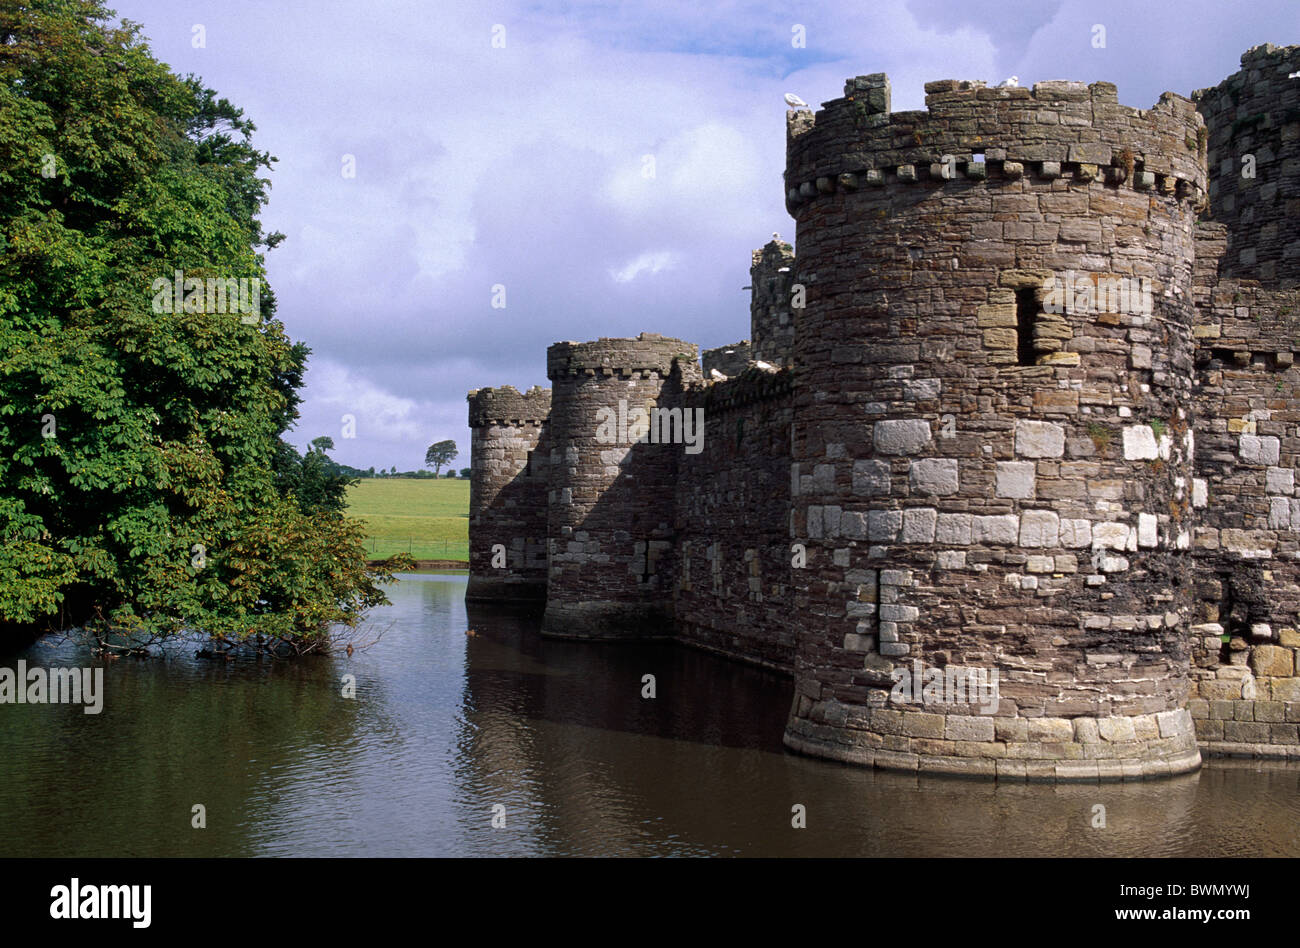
[785, 72, 1208, 215]
[466, 385, 551, 427]
[1192, 43, 1300, 286]
[546, 332, 699, 380]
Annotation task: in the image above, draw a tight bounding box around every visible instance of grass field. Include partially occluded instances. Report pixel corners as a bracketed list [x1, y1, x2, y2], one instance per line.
[345, 478, 469, 563]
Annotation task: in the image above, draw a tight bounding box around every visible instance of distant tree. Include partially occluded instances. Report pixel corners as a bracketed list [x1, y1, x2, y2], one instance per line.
[424, 440, 458, 476]
[390, 466, 397, 476]
[459, 468, 471, 479]
[367, 466, 375, 477]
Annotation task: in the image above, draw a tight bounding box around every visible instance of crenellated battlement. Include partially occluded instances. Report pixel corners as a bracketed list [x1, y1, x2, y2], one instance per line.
[546, 333, 698, 380]
[786, 73, 1207, 214]
[467, 385, 551, 427]
[695, 364, 793, 413]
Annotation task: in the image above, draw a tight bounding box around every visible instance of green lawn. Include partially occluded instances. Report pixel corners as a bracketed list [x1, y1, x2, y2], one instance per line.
[345, 478, 469, 562]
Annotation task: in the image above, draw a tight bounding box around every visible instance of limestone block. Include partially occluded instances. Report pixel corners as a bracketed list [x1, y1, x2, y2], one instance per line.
[910, 458, 959, 495]
[1015, 420, 1065, 458]
[903, 378, 941, 400]
[853, 459, 891, 495]
[868, 509, 902, 541]
[1220, 529, 1274, 557]
[936, 550, 966, 569]
[1091, 521, 1130, 550]
[1192, 478, 1208, 507]
[946, 716, 996, 741]
[1019, 510, 1060, 548]
[995, 461, 1036, 499]
[874, 419, 932, 455]
[935, 513, 973, 545]
[1269, 497, 1290, 529]
[1156, 710, 1191, 739]
[1138, 513, 1158, 548]
[1239, 434, 1280, 466]
[1266, 467, 1294, 494]
[973, 514, 1019, 545]
[880, 604, 920, 622]
[1122, 425, 1159, 460]
[901, 507, 938, 543]
[1097, 716, 1137, 742]
[1027, 718, 1074, 742]
[1059, 519, 1092, 548]
[841, 512, 868, 539]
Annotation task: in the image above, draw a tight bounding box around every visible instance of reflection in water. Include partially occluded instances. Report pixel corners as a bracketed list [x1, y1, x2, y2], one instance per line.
[0, 573, 1297, 857]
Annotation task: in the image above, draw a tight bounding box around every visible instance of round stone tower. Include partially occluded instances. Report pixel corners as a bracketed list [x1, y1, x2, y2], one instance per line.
[782, 73, 1208, 780]
[542, 333, 699, 639]
[1193, 43, 1300, 286]
[466, 385, 551, 601]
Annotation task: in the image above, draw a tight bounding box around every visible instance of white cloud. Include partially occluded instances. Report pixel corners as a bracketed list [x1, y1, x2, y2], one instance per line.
[609, 250, 680, 283]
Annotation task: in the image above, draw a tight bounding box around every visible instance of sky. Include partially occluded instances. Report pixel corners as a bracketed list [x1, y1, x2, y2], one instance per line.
[107, 0, 1298, 472]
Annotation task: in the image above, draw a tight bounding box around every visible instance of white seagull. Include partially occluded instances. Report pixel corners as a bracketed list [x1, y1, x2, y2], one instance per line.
[784, 92, 810, 109]
[997, 76, 1019, 88]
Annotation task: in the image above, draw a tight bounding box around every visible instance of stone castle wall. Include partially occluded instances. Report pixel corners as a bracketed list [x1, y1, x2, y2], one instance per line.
[1188, 227, 1300, 757]
[466, 44, 1300, 779]
[1184, 45, 1300, 758]
[674, 367, 796, 672]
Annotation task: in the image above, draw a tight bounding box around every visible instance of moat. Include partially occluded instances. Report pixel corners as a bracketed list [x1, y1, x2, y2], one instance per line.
[0, 574, 1297, 857]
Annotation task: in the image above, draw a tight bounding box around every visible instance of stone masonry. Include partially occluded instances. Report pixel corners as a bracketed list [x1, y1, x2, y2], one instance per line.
[467, 45, 1300, 781]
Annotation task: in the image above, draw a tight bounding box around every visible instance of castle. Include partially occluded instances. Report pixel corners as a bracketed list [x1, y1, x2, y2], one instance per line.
[466, 44, 1300, 781]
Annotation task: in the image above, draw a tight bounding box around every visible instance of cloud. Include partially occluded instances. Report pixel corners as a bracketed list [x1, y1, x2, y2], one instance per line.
[609, 251, 680, 283]
[109, 0, 1290, 471]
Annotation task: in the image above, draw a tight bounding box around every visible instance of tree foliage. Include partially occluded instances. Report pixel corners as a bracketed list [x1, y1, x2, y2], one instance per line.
[0, 1, 407, 651]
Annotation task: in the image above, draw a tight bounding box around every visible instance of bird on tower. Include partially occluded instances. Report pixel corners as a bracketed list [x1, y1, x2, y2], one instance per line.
[996, 76, 1019, 88]
[783, 93, 810, 109]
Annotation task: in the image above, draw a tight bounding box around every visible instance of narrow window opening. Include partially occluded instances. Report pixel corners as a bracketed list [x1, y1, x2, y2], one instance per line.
[1015, 288, 1037, 365]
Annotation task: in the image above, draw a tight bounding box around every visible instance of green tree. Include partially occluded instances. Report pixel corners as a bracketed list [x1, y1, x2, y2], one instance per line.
[0, 1, 406, 651]
[424, 439, 458, 476]
[459, 468, 471, 479]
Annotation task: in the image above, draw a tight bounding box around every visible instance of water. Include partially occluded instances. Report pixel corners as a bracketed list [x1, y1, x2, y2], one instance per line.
[1, 573, 1297, 857]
